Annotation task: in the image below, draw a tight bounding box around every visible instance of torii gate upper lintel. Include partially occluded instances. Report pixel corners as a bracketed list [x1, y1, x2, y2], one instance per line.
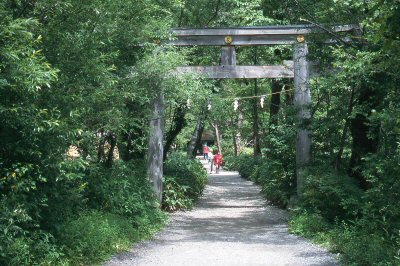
[148, 24, 358, 202]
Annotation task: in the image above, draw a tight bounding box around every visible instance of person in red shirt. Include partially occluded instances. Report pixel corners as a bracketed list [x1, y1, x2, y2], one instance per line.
[213, 152, 223, 174]
[203, 144, 209, 160]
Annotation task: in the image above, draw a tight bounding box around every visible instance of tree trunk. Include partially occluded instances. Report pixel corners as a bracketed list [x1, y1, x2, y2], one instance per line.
[105, 132, 117, 168]
[234, 111, 243, 155]
[213, 122, 222, 154]
[187, 109, 207, 158]
[253, 79, 261, 157]
[348, 84, 381, 189]
[164, 103, 186, 161]
[270, 79, 282, 127]
[97, 130, 106, 162]
[148, 92, 165, 203]
[252, 47, 261, 157]
[335, 87, 355, 170]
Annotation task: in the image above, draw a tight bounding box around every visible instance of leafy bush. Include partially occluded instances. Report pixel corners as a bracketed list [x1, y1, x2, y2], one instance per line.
[224, 154, 258, 179]
[58, 211, 139, 264]
[221, 155, 239, 171]
[164, 152, 208, 198]
[86, 160, 166, 230]
[333, 225, 398, 266]
[289, 161, 400, 265]
[1, 231, 66, 266]
[289, 211, 332, 242]
[289, 211, 399, 265]
[162, 176, 193, 212]
[256, 160, 295, 207]
[301, 165, 363, 222]
[163, 152, 208, 211]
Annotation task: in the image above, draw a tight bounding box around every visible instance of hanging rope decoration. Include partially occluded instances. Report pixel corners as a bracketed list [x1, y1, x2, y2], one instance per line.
[260, 96, 265, 108]
[197, 87, 295, 112]
[233, 98, 239, 111]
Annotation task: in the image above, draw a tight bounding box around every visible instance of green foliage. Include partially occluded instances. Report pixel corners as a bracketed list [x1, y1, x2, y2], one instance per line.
[333, 225, 398, 266]
[290, 211, 400, 266]
[289, 211, 332, 242]
[162, 176, 193, 212]
[289, 160, 400, 264]
[164, 153, 208, 199]
[2, 232, 66, 266]
[86, 161, 166, 228]
[257, 160, 295, 208]
[226, 154, 258, 179]
[301, 166, 363, 222]
[58, 211, 139, 264]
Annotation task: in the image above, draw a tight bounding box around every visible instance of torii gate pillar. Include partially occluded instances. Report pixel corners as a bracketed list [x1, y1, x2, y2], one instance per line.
[293, 42, 311, 197]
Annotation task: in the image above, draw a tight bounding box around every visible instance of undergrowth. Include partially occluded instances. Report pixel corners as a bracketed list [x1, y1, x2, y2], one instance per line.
[225, 155, 400, 265]
[163, 152, 208, 212]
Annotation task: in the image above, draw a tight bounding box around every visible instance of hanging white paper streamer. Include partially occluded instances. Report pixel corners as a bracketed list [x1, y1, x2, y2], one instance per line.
[233, 99, 239, 111]
[260, 96, 265, 108]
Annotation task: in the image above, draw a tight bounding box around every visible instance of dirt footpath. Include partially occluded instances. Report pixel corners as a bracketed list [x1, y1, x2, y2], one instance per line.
[105, 170, 338, 266]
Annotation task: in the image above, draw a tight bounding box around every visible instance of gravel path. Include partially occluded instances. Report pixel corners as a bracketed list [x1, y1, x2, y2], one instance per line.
[105, 167, 338, 266]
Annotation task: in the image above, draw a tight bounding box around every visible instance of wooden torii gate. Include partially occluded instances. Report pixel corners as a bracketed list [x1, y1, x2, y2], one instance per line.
[148, 24, 359, 202]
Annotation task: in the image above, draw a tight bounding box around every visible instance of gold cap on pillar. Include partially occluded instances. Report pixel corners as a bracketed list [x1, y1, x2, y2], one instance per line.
[296, 35, 305, 43]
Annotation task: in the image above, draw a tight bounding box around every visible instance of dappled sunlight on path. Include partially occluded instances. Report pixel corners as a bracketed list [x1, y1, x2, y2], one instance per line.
[105, 166, 338, 266]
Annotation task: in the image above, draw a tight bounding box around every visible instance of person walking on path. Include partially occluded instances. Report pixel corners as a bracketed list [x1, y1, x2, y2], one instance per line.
[203, 144, 209, 160]
[213, 151, 223, 174]
[208, 150, 214, 173]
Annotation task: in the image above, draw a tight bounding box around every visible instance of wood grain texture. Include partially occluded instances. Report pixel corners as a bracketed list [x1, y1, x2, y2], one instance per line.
[175, 65, 294, 79]
[169, 24, 359, 46]
[293, 43, 311, 198]
[221, 46, 236, 65]
[171, 24, 358, 36]
[147, 93, 165, 203]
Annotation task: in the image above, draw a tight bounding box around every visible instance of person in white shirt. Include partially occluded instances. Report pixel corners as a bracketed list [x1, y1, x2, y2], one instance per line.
[208, 150, 214, 173]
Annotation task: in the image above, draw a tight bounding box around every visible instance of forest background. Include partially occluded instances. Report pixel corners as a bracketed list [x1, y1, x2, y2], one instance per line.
[1, 0, 399, 265]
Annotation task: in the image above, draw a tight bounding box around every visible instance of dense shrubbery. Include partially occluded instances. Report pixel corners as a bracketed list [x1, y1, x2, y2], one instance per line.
[225, 154, 258, 179]
[163, 153, 208, 211]
[301, 166, 363, 222]
[226, 154, 400, 264]
[290, 208, 400, 265]
[290, 156, 400, 265]
[0, 153, 208, 265]
[59, 211, 142, 264]
[0, 160, 167, 266]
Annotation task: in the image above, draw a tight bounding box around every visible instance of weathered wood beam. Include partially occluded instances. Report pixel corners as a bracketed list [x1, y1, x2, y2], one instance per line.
[170, 24, 359, 46]
[147, 92, 165, 203]
[171, 35, 298, 46]
[172, 24, 358, 36]
[175, 65, 294, 79]
[221, 46, 236, 65]
[293, 43, 311, 198]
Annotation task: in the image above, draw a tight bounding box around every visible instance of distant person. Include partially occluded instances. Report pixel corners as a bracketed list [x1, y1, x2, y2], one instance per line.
[208, 150, 214, 173]
[203, 144, 209, 160]
[213, 151, 223, 174]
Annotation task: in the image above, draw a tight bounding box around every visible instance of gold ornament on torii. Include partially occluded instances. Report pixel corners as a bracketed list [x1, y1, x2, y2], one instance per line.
[224, 35, 233, 44]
